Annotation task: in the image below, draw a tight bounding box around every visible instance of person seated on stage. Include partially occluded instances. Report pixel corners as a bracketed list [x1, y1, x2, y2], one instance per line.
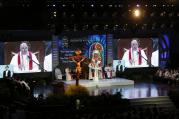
[44, 53, 52, 72]
[10, 42, 40, 73]
[122, 39, 148, 68]
[105, 63, 113, 79]
[3, 65, 12, 79]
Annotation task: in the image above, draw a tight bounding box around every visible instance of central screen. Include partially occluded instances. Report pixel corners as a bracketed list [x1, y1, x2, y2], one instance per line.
[112, 38, 159, 68]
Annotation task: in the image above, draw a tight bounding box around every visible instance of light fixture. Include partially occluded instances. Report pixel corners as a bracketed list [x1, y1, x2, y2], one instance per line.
[133, 8, 141, 18]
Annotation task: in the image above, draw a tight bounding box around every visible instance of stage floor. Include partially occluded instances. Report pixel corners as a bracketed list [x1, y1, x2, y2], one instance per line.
[33, 81, 170, 99]
[64, 78, 134, 88]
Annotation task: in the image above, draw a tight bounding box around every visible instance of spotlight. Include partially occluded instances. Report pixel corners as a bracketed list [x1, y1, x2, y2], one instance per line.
[133, 8, 141, 18]
[53, 11, 57, 17]
[136, 4, 140, 7]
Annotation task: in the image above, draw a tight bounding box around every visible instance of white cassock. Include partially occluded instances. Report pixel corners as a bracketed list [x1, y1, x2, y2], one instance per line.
[151, 50, 159, 67]
[65, 68, 72, 81]
[105, 66, 113, 79]
[10, 52, 40, 73]
[122, 48, 148, 68]
[89, 60, 101, 81]
[44, 53, 52, 72]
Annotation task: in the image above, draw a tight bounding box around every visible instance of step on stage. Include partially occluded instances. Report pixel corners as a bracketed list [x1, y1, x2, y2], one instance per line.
[64, 78, 134, 88]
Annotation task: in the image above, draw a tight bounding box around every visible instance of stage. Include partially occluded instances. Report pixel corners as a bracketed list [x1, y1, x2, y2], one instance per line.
[64, 78, 134, 88]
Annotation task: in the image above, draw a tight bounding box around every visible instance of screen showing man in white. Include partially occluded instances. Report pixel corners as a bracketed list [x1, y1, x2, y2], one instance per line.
[10, 42, 40, 73]
[122, 39, 148, 68]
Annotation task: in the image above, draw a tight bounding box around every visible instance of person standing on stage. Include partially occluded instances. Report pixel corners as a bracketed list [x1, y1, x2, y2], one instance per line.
[10, 42, 40, 73]
[104, 63, 113, 79]
[3, 65, 12, 79]
[122, 39, 148, 67]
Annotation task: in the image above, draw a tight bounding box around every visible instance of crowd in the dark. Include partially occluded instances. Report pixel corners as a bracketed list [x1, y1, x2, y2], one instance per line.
[153, 68, 179, 85]
[1, 67, 179, 119]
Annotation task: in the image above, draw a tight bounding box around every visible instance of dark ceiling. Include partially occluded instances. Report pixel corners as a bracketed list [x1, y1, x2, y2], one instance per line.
[0, 0, 178, 33]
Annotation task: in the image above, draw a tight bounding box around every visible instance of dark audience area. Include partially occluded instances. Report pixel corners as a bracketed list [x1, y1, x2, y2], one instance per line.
[1, 72, 179, 119]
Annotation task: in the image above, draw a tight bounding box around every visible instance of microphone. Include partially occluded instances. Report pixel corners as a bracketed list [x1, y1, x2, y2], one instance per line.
[27, 55, 31, 60]
[26, 54, 48, 72]
[137, 51, 140, 56]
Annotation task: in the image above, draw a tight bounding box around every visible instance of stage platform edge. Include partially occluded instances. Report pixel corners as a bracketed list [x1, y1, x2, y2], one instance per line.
[64, 78, 134, 88]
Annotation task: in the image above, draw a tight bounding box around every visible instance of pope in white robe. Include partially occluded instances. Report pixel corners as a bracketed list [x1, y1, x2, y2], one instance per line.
[122, 39, 148, 68]
[10, 42, 40, 73]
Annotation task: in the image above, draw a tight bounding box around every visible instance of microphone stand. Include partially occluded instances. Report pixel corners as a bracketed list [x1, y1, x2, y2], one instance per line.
[28, 56, 47, 72]
[138, 52, 154, 67]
